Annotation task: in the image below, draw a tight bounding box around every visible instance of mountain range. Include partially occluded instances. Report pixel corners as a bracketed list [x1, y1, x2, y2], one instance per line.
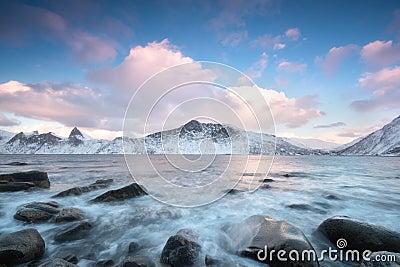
[0, 116, 399, 156]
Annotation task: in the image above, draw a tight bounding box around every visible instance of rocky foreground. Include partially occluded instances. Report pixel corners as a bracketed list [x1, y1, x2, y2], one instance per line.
[0, 171, 400, 267]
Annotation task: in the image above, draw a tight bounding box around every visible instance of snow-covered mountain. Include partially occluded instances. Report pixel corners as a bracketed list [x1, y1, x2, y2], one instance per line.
[0, 120, 321, 155]
[336, 116, 400, 156]
[284, 137, 339, 150]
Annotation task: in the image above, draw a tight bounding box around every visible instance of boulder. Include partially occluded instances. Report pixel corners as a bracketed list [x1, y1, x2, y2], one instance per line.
[0, 171, 50, 189]
[54, 221, 92, 242]
[0, 228, 45, 265]
[63, 254, 79, 264]
[221, 215, 319, 267]
[0, 181, 36, 192]
[161, 229, 201, 266]
[4, 162, 29, 166]
[128, 242, 140, 254]
[38, 258, 78, 267]
[52, 179, 113, 198]
[14, 201, 60, 223]
[91, 183, 147, 202]
[55, 208, 84, 223]
[120, 255, 155, 267]
[318, 216, 400, 252]
[94, 259, 114, 266]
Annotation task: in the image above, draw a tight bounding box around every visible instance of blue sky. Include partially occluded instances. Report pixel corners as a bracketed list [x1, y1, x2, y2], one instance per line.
[0, 0, 399, 143]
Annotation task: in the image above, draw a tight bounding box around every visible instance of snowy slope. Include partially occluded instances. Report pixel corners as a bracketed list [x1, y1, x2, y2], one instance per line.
[337, 116, 400, 156]
[0, 121, 316, 155]
[285, 137, 340, 150]
[0, 130, 14, 145]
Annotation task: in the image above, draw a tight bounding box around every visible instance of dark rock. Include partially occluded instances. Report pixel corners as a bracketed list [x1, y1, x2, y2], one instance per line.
[324, 194, 340, 200]
[38, 258, 78, 267]
[161, 229, 201, 266]
[225, 188, 244, 194]
[221, 215, 319, 267]
[14, 201, 60, 223]
[63, 254, 79, 264]
[95, 259, 114, 267]
[260, 178, 275, 183]
[205, 255, 223, 266]
[121, 255, 155, 267]
[128, 242, 140, 254]
[0, 171, 50, 189]
[91, 183, 147, 202]
[283, 173, 291, 177]
[5, 162, 28, 166]
[0, 181, 36, 192]
[0, 228, 45, 265]
[318, 216, 400, 253]
[361, 251, 400, 266]
[259, 184, 271, 189]
[52, 180, 111, 198]
[55, 208, 84, 223]
[54, 221, 92, 242]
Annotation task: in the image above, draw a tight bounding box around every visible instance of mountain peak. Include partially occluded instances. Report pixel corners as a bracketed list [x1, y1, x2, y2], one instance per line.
[182, 120, 202, 131]
[69, 127, 83, 138]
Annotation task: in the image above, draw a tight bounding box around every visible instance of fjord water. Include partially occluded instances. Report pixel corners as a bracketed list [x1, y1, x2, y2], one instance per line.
[0, 155, 399, 266]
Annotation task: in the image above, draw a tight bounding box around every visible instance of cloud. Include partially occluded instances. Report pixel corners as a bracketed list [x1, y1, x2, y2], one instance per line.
[285, 28, 301, 41]
[251, 34, 285, 50]
[314, 122, 346, 129]
[316, 44, 359, 74]
[220, 31, 248, 47]
[245, 52, 268, 78]
[0, 113, 20, 126]
[388, 9, 400, 39]
[360, 40, 400, 68]
[277, 61, 307, 72]
[350, 66, 400, 111]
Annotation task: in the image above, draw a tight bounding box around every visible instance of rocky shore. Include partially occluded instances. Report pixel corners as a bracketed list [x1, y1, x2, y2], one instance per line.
[0, 170, 400, 267]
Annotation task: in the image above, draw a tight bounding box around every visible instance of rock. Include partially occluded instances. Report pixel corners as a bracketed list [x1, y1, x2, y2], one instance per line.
[260, 178, 275, 183]
[0, 228, 45, 265]
[318, 216, 400, 252]
[94, 259, 114, 267]
[205, 255, 223, 266]
[63, 254, 79, 264]
[52, 179, 113, 198]
[4, 161, 29, 166]
[360, 251, 400, 266]
[91, 183, 147, 202]
[128, 242, 140, 254]
[121, 255, 155, 267]
[55, 208, 84, 223]
[14, 201, 60, 223]
[160, 229, 201, 266]
[38, 258, 78, 267]
[0, 181, 36, 192]
[221, 215, 319, 267]
[0, 171, 50, 189]
[225, 188, 244, 194]
[54, 221, 92, 242]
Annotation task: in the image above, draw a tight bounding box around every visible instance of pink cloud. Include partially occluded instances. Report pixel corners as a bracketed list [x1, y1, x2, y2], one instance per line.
[69, 32, 117, 64]
[317, 44, 359, 74]
[0, 113, 20, 126]
[246, 52, 268, 78]
[285, 28, 301, 41]
[350, 66, 400, 111]
[360, 40, 400, 68]
[388, 9, 400, 39]
[277, 61, 307, 73]
[220, 31, 248, 47]
[251, 34, 285, 50]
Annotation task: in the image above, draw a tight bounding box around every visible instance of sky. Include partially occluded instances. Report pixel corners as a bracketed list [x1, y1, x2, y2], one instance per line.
[0, 0, 399, 144]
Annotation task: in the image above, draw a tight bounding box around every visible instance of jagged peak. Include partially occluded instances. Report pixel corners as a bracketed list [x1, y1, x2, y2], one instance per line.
[69, 127, 84, 138]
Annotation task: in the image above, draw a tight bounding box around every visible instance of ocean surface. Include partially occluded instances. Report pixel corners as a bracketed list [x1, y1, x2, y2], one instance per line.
[0, 155, 399, 266]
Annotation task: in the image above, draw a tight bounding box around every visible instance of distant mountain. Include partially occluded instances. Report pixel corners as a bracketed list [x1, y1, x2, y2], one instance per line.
[336, 116, 400, 156]
[284, 137, 339, 150]
[0, 121, 322, 155]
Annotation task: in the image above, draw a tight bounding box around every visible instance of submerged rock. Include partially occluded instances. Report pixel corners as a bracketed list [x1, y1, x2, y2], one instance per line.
[4, 161, 29, 166]
[360, 251, 400, 266]
[121, 255, 155, 267]
[221, 215, 319, 267]
[0, 228, 45, 265]
[318, 216, 400, 252]
[0, 171, 50, 191]
[52, 179, 113, 198]
[37, 258, 78, 267]
[14, 201, 60, 223]
[161, 229, 202, 266]
[55, 208, 84, 223]
[91, 183, 147, 202]
[54, 221, 92, 242]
